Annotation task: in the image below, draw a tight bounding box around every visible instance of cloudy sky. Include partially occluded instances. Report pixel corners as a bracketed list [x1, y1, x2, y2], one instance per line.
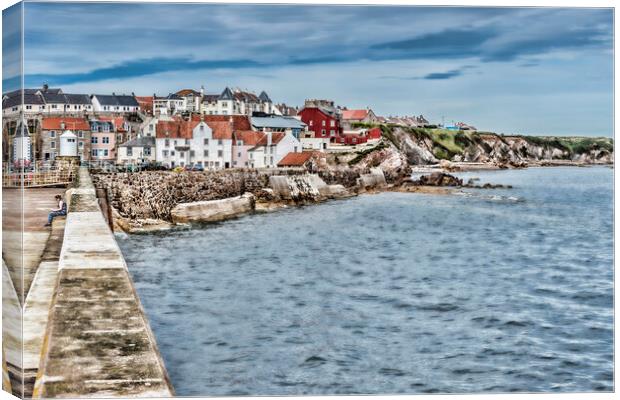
[2, 2, 614, 136]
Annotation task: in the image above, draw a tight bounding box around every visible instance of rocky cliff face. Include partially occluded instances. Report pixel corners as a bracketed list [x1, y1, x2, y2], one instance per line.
[382, 127, 613, 166]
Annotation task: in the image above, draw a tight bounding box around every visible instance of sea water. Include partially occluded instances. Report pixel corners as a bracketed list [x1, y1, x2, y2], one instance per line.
[119, 166, 613, 395]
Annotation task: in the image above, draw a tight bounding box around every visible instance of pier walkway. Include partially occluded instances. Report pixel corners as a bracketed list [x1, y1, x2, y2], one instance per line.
[33, 168, 173, 398]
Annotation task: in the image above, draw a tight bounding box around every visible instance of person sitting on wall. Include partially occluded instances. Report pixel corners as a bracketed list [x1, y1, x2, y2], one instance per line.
[45, 194, 67, 227]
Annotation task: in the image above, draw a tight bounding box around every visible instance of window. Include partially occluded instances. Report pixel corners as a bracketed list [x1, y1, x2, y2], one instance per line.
[92, 150, 97, 157]
[218, 150, 223, 157]
[50, 141, 56, 149]
[180, 151, 185, 158]
[171, 150, 175, 156]
[163, 150, 169, 157]
[149, 124, 154, 131]
[103, 149, 109, 156]
[203, 150, 209, 157]
[218, 139, 223, 145]
[185, 139, 190, 145]
[51, 104, 57, 109]
[78, 131, 84, 138]
[50, 131, 56, 138]
[79, 142, 84, 148]
[221, 102, 227, 107]
[144, 147, 151, 156]
[165, 139, 170, 147]
[26, 105, 31, 110]
[91, 136, 98, 144]
[237, 152, 241, 157]
[204, 138, 209, 145]
[174, 140, 177, 146]
[321, 129, 326, 136]
[190, 150, 195, 158]
[102, 137, 110, 144]
[236, 140, 243, 146]
[330, 130, 335, 136]
[322, 120, 326, 126]
[330, 120, 335, 127]
[127, 147, 133, 156]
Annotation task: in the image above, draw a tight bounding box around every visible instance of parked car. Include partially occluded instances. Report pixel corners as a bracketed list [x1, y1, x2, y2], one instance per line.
[189, 164, 204, 172]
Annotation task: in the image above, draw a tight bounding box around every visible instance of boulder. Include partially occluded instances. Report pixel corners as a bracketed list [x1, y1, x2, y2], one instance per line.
[171, 193, 255, 223]
[414, 172, 463, 187]
[357, 168, 387, 190]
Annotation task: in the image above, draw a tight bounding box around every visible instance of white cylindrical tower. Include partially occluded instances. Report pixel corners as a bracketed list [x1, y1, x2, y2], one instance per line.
[12, 120, 32, 164]
[59, 130, 78, 157]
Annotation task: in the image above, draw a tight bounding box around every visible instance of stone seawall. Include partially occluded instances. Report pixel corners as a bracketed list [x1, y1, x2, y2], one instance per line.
[33, 168, 174, 398]
[92, 168, 364, 224]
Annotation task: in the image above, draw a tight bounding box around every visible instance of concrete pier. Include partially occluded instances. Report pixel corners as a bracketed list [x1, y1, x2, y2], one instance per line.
[33, 168, 173, 398]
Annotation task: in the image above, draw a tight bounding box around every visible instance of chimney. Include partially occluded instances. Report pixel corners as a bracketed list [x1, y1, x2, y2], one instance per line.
[60, 121, 65, 130]
[200, 85, 205, 96]
[131, 92, 135, 96]
[267, 131, 272, 146]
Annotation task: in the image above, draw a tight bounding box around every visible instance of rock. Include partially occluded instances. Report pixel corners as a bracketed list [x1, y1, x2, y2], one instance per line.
[357, 168, 387, 190]
[171, 193, 255, 224]
[439, 159, 461, 172]
[414, 172, 463, 187]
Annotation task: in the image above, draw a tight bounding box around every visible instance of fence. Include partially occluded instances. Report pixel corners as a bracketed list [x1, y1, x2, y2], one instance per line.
[2, 161, 76, 188]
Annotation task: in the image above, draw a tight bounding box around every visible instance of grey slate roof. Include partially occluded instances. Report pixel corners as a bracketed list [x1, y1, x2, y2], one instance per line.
[259, 91, 271, 102]
[40, 92, 68, 104]
[119, 136, 155, 147]
[64, 94, 92, 104]
[219, 87, 234, 101]
[202, 94, 219, 103]
[93, 94, 139, 107]
[2, 89, 92, 109]
[2, 93, 45, 109]
[251, 116, 306, 130]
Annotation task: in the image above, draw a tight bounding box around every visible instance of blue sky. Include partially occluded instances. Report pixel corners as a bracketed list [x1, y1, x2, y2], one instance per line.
[2, 2, 614, 136]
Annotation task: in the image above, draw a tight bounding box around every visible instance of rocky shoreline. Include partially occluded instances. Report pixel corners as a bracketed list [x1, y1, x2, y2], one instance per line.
[91, 129, 613, 234]
[92, 166, 527, 234]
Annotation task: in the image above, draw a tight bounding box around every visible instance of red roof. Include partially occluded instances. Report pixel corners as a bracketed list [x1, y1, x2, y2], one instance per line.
[41, 117, 90, 130]
[277, 151, 316, 167]
[156, 118, 232, 140]
[135, 96, 153, 113]
[191, 114, 251, 131]
[233, 130, 264, 146]
[98, 116, 127, 132]
[254, 131, 286, 147]
[342, 109, 369, 120]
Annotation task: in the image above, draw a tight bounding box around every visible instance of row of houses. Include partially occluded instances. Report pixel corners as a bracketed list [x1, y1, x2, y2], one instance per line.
[2, 85, 140, 117]
[26, 114, 305, 169]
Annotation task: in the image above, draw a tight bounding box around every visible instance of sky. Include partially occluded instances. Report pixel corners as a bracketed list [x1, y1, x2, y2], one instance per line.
[2, 2, 614, 136]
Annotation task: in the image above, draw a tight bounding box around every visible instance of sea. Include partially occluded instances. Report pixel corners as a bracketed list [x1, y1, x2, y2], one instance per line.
[118, 166, 614, 395]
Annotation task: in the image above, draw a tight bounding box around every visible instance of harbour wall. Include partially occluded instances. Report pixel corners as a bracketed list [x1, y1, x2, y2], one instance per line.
[33, 168, 174, 398]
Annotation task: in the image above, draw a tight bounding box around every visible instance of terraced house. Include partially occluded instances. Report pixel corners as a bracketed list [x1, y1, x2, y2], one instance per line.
[41, 117, 92, 161]
[2, 85, 93, 117]
[155, 116, 233, 169]
[91, 93, 140, 113]
[201, 87, 279, 116]
[90, 119, 117, 162]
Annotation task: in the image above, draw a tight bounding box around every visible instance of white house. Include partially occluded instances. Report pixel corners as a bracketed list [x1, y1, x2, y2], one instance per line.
[248, 131, 302, 168]
[117, 136, 156, 165]
[91, 94, 140, 113]
[153, 93, 185, 115]
[155, 118, 233, 169]
[201, 87, 279, 116]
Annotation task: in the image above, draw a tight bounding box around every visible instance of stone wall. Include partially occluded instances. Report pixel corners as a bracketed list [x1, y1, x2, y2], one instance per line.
[93, 169, 362, 222]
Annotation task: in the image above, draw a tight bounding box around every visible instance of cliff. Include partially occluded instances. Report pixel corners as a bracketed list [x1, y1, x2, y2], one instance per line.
[377, 126, 613, 166]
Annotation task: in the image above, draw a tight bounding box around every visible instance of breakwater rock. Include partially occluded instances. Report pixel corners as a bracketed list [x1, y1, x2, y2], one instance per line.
[171, 193, 255, 224]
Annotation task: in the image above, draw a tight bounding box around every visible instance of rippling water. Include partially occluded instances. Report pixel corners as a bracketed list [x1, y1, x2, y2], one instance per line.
[119, 166, 613, 395]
